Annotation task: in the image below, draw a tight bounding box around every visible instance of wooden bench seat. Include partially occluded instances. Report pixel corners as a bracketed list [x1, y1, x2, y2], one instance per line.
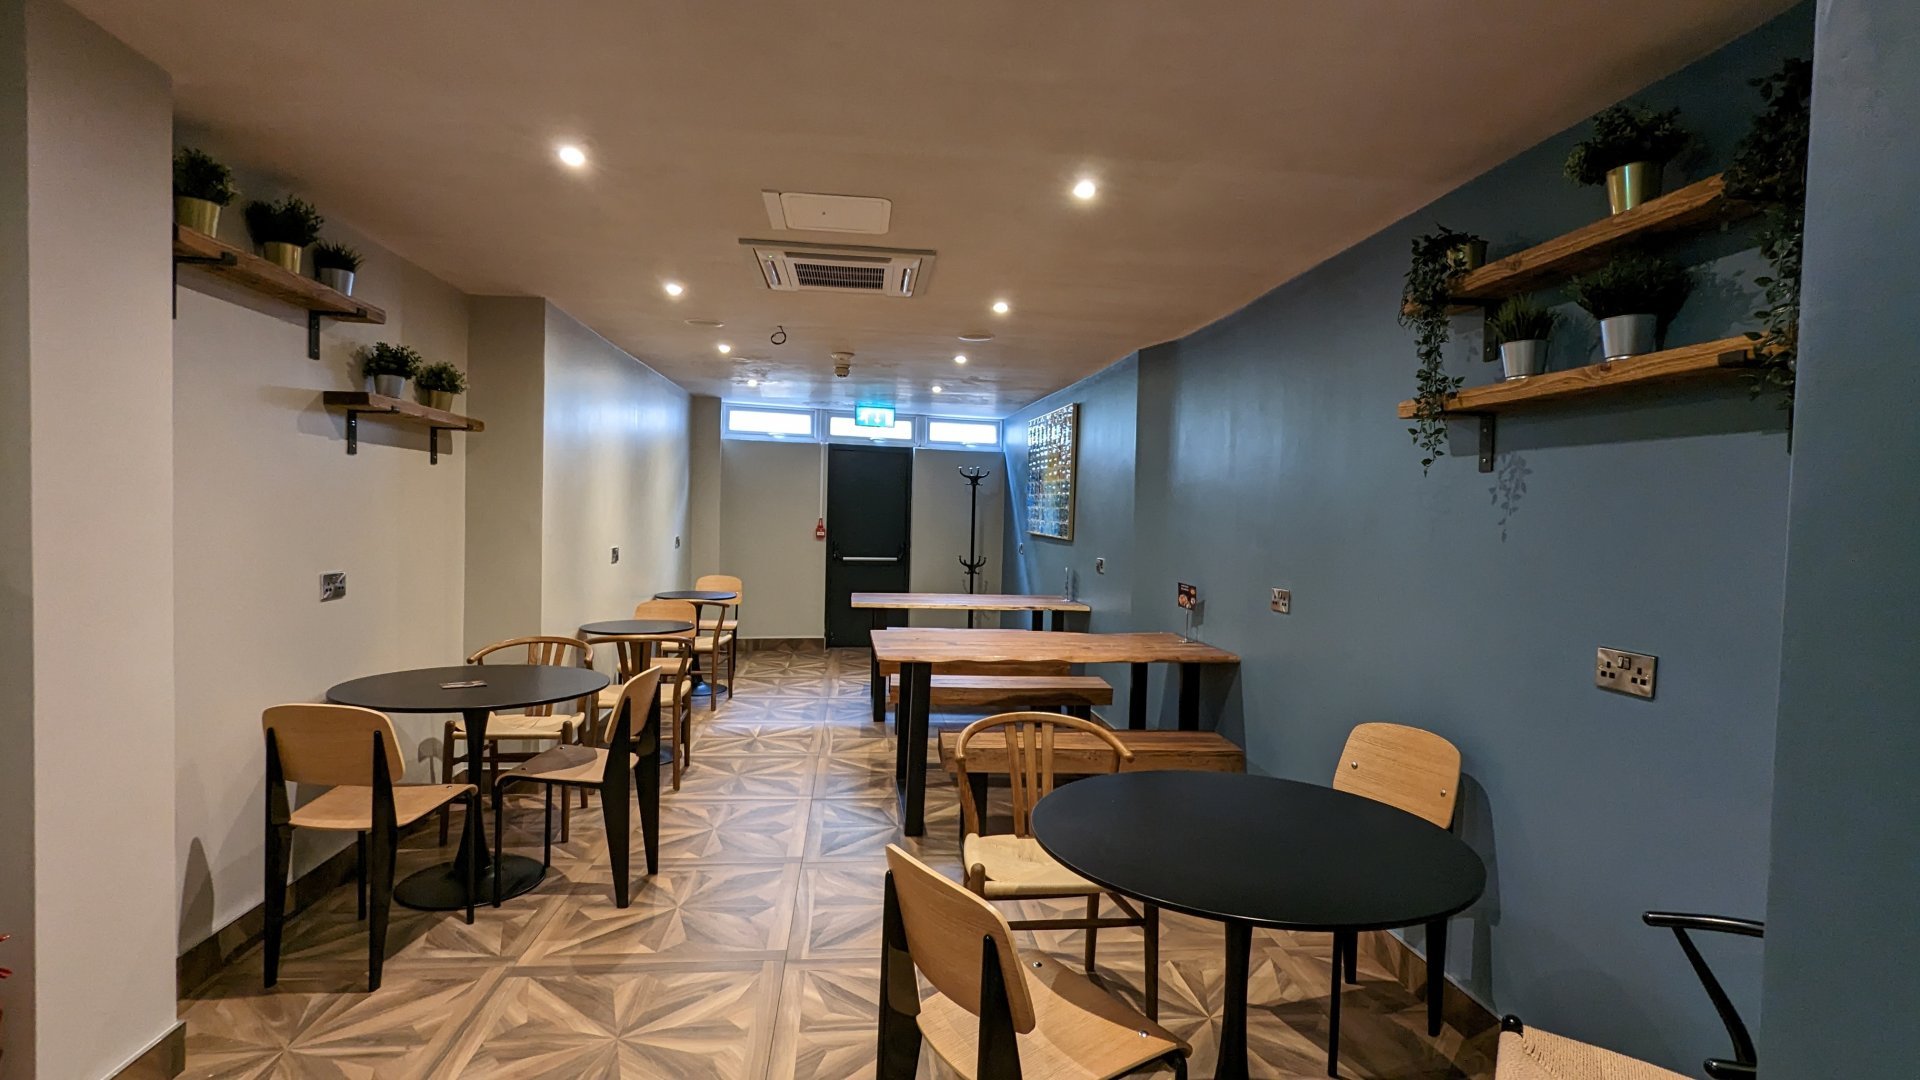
[885, 673, 1113, 710]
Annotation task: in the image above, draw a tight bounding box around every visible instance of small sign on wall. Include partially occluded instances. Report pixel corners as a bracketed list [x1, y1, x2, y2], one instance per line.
[1177, 582, 1197, 610]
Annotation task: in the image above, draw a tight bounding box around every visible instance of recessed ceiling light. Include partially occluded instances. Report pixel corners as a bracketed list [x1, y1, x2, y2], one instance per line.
[1072, 178, 1097, 200]
[663, 281, 684, 297]
[958, 332, 993, 343]
[747, 378, 759, 387]
[716, 342, 732, 355]
[931, 385, 944, 394]
[556, 144, 587, 168]
[685, 318, 724, 328]
[991, 300, 1010, 315]
[953, 354, 968, 365]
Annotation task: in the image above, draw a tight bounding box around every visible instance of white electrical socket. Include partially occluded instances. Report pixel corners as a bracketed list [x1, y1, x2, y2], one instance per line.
[1270, 587, 1290, 614]
[1596, 647, 1657, 699]
[320, 572, 346, 602]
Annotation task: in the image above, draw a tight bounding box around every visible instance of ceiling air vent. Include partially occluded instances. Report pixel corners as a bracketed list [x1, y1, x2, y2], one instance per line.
[741, 239, 935, 298]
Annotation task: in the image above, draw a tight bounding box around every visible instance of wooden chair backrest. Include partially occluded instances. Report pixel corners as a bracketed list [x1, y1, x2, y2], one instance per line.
[633, 598, 701, 627]
[263, 703, 402, 787]
[467, 635, 594, 717]
[954, 712, 1133, 837]
[885, 844, 1036, 1034]
[1331, 722, 1461, 828]
[614, 600, 698, 685]
[597, 666, 664, 746]
[695, 574, 744, 605]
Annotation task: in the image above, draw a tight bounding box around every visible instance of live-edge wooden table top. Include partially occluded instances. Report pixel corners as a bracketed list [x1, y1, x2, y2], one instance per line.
[852, 592, 1091, 613]
[869, 628, 1238, 665]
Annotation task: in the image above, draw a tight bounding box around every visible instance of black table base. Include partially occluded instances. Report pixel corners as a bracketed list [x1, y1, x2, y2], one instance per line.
[396, 853, 545, 910]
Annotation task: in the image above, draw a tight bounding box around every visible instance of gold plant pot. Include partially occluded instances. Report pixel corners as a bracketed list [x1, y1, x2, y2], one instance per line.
[174, 197, 222, 235]
[1447, 238, 1489, 272]
[1605, 162, 1663, 215]
[425, 390, 455, 412]
[262, 241, 304, 273]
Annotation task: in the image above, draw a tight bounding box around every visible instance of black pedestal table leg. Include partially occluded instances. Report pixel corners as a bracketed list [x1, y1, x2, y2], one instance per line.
[1129, 663, 1149, 730]
[396, 706, 549, 910]
[902, 662, 931, 836]
[1339, 929, 1358, 984]
[455, 707, 492, 882]
[1219, 919, 1253, 1080]
[1327, 930, 1344, 1076]
[869, 609, 886, 724]
[1427, 917, 1448, 1037]
[1030, 610, 1043, 631]
[1178, 662, 1201, 731]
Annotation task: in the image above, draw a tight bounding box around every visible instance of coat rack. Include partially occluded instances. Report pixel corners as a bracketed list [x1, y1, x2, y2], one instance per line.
[957, 467, 990, 627]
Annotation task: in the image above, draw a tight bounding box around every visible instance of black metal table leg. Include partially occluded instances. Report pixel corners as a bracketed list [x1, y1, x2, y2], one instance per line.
[1427, 917, 1448, 1036]
[1328, 929, 1344, 1076]
[894, 660, 913, 786]
[1218, 919, 1253, 1080]
[1129, 663, 1149, 730]
[901, 662, 931, 836]
[870, 609, 887, 724]
[1049, 610, 1064, 631]
[1030, 610, 1044, 631]
[1178, 662, 1201, 731]
[394, 707, 545, 910]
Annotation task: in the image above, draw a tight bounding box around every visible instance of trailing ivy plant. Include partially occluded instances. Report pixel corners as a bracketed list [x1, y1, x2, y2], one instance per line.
[1724, 57, 1811, 421]
[1401, 225, 1480, 474]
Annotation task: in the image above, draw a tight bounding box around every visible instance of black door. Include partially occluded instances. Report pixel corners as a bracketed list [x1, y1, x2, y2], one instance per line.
[824, 444, 912, 647]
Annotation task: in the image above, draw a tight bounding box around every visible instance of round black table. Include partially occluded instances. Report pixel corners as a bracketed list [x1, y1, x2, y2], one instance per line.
[652, 591, 739, 697]
[326, 664, 609, 910]
[578, 618, 696, 637]
[1031, 771, 1485, 1079]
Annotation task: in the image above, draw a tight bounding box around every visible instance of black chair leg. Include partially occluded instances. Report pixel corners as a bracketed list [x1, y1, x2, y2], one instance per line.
[1167, 1051, 1189, 1080]
[1084, 895, 1100, 975]
[542, 786, 554, 869]
[367, 830, 396, 992]
[355, 831, 367, 921]
[635, 758, 660, 876]
[604, 778, 631, 908]
[463, 793, 479, 925]
[262, 823, 292, 988]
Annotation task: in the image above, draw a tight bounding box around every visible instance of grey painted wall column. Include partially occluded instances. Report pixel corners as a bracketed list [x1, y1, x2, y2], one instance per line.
[1759, 0, 1920, 1073]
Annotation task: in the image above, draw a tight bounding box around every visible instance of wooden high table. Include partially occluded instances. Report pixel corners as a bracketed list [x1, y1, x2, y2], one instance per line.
[870, 628, 1240, 835]
[851, 592, 1092, 725]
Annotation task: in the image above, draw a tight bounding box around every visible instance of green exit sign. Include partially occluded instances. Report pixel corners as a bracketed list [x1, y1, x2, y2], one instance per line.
[854, 404, 895, 428]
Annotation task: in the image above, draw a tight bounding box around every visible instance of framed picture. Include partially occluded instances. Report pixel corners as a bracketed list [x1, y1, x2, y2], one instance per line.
[1025, 403, 1078, 540]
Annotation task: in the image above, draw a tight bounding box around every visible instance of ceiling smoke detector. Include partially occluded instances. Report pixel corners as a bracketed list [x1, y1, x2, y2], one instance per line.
[742, 239, 935, 297]
[831, 351, 854, 378]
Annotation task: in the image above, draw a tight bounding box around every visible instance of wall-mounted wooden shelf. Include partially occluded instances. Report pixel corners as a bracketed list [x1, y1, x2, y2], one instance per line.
[1446, 175, 1753, 312]
[321, 392, 483, 465]
[1397, 337, 1757, 471]
[172, 225, 386, 359]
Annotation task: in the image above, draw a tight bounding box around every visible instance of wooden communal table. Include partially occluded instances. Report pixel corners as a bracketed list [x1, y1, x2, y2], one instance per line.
[870, 628, 1240, 835]
[852, 592, 1092, 724]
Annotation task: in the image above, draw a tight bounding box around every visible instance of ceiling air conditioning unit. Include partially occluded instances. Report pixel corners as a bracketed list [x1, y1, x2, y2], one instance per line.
[741, 239, 935, 298]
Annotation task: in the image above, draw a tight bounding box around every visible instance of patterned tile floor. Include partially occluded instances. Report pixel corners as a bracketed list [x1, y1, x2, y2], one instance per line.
[179, 644, 1496, 1078]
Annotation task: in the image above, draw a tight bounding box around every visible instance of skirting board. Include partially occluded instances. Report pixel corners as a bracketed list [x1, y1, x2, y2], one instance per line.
[1357, 929, 1498, 1038]
[176, 829, 366, 996]
[111, 1021, 185, 1079]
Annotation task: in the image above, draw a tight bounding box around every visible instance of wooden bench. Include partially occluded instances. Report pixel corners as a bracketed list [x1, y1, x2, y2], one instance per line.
[935, 726, 1245, 838]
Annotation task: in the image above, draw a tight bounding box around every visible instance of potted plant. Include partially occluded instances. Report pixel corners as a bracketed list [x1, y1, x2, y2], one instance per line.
[173, 147, 236, 235]
[360, 342, 421, 399]
[242, 195, 324, 274]
[1725, 56, 1811, 419]
[1564, 103, 1692, 214]
[1569, 253, 1694, 360]
[1486, 297, 1559, 380]
[1400, 224, 1479, 473]
[414, 361, 468, 412]
[1448, 235, 1489, 273]
[311, 241, 362, 296]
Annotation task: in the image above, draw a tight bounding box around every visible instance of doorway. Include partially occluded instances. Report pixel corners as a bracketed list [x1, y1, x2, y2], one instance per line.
[824, 444, 912, 647]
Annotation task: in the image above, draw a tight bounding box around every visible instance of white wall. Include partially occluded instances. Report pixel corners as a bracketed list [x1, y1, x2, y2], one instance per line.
[908, 449, 1005, 628]
[463, 296, 545, 650]
[7, 1, 178, 1073]
[172, 159, 472, 956]
[719, 440, 828, 639]
[538, 302, 691, 638]
[687, 395, 723, 579]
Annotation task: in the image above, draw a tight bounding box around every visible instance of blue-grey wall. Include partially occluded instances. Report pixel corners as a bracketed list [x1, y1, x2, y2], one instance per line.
[1004, 8, 1810, 1070]
[1759, 0, 1920, 1074]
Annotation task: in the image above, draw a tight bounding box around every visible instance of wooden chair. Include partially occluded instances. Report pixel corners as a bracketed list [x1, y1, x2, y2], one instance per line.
[440, 635, 597, 844]
[692, 573, 742, 710]
[492, 667, 665, 907]
[1496, 913, 1763, 1080]
[954, 712, 1160, 1020]
[1327, 722, 1462, 985]
[879, 844, 1188, 1080]
[262, 704, 478, 991]
[595, 599, 699, 790]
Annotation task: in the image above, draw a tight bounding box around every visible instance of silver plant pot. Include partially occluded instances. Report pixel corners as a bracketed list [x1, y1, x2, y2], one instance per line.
[370, 374, 408, 399]
[1599, 314, 1658, 360]
[317, 267, 355, 296]
[1499, 339, 1549, 380]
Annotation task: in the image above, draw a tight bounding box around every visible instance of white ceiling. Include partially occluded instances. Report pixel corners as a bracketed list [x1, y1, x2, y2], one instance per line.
[77, 0, 1792, 418]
